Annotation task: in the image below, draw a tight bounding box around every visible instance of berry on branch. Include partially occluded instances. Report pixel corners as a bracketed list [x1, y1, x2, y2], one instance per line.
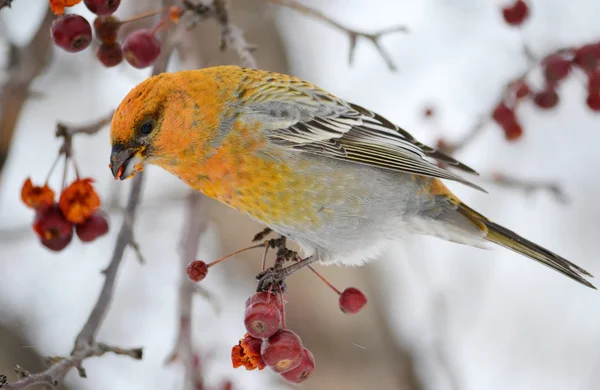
[244, 302, 283, 339]
[33, 205, 74, 252]
[260, 329, 304, 374]
[83, 0, 121, 15]
[96, 43, 123, 67]
[186, 260, 208, 282]
[122, 29, 162, 69]
[339, 287, 368, 314]
[502, 0, 529, 27]
[75, 211, 109, 242]
[51, 14, 92, 53]
[280, 348, 315, 383]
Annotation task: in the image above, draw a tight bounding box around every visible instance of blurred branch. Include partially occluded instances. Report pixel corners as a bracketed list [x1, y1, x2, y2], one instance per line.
[0, 0, 13, 10]
[0, 10, 178, 388]
[182, 0, 258, 68]
[55, 111, 114, 158]
[267, 0, 408, 71]
[485, 172, 568, 203]
[0, 8, 53, 177]
[164, 191, 211, 390]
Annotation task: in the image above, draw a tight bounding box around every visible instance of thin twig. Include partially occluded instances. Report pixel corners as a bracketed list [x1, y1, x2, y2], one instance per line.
[55, 111, 114, 158]
[0, 10, 177, 389]
[485, 172, 568, 203]
[268, 0, 408, 71]
[181, 0, 258, 68]
[164, 191, 210, 390]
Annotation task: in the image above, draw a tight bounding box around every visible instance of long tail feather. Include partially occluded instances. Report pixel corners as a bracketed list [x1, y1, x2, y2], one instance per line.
[457, 203, 596, 289]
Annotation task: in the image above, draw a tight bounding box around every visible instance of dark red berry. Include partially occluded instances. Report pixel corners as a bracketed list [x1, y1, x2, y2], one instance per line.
[280, 348, 315, 383]
[502, 121, 524, 141]
[51, 14, 92, 53]
[245, 291, 283, 313]
[75, 211, 109, 242]
[186, 260, 208, 282]
[513, 80, 531, 99]
[96, 43, 123, 67]
[492, 102, 516, 125]
[587, 93, 600, 111]
[339, 287, 367, 314]
[533, 89, 559, 109]
[502, 0, 529, 26]
[84, 0, 121, 15]
[573, 43, 600, 72]
[122, 29, 161, 69]
[588, 72, 600, 94]
[261, 330, 303, 374]
[543, 55, 571, 83]
[93, 15, 121, 44]
[244, 302, 282, 339]
[33, 205, 74, 251]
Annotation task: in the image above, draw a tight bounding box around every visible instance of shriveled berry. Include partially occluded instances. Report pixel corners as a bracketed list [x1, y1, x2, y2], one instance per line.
[281, 348, 315, 383]
[261, 330, 303, 373]
[186, 260, 208, 282]
[122, 29, 161, 69]
[339, 287, 367, 314]
[84, 0, 121, 15]
[587, 93, 600, 111]
[492, 102, 516, 125]
[231, 333, 266, 370]
[543, 55, 571, 83]
[533, 89, 559, 109]
[502, 0, 529, 26]
[93, 15, 121, 44]
[513, 80, 531, 99]
[33, 205, 74, 251]
[245, 291, 283, 313]
[51, 14, 92, 53]
[573, 43, 600, 72]
[75, 211, 109, 242]
[97, 43, 123, 67]
[244, 302, 282, 339]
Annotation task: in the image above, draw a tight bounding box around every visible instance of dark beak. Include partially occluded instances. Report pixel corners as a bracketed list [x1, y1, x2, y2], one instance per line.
[110, 144, 145, 180]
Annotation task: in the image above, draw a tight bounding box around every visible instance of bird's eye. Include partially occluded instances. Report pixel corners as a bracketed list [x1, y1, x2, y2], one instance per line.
[139, 120, 153, 135]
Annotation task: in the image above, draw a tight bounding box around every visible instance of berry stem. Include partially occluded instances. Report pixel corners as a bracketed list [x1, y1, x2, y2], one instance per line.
[276, 284, 286, 328]
[61, 153, 69, 191]
[206, 243, 267, 268]
[307, 265, 342, 295]
[120, 9, 166, 25]
[260, 245, 270, 272]
[71, 155, 81, 180]
[45, 152, 63, 185]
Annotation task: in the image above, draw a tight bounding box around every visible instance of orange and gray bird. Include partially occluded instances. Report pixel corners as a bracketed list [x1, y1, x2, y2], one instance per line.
[109, 65, 595, 289]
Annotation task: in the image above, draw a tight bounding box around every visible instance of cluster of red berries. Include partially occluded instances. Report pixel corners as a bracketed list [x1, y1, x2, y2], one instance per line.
[186, 257, 368, 383]
[21, 178, 108, 251]
[49, 0, 179, 68]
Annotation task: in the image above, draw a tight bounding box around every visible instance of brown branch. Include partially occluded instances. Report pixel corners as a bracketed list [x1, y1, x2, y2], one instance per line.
[0, 6, 177, 388]
[55, 111, 114, 158]
[0, 0, 14, 10]
[267, 0, 408, 71]
[164, 191, 210, 390]
[0, 7, 53, 177]
[182, 0, 258, 69]
[485, 172, 568, 203]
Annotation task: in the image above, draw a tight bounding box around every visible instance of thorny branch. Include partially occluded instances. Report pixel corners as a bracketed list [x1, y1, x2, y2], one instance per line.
[182, 0, 257, 68]
[267, 0, 408, 71]
[0, 9, 177, 388]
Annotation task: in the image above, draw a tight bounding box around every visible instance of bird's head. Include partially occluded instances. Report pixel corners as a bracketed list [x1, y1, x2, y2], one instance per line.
[109, 70, 226, 180]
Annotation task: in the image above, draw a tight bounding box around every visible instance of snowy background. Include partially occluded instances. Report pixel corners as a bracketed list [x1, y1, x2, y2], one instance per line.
[1, 0, 599, 389]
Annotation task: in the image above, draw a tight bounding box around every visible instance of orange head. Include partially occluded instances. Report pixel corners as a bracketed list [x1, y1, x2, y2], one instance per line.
[109, 68, 236, 180]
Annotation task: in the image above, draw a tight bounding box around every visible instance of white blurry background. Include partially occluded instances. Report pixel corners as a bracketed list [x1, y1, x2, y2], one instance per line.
[1, 0, 599, 389]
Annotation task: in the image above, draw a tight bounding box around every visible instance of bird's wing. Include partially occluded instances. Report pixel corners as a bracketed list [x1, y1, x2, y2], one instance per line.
[241, 76, 484, 192]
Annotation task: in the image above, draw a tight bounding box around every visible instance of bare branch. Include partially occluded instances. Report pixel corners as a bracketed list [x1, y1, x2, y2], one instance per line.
[485, 172, 568, 203]
[55, 111, 114, 158]
[0, 0, 14, 10]
[268, 0, 408, 71]
[164, 191, 210, 390]
[182, 0, 258, 68]
[0, 8, 53, 176]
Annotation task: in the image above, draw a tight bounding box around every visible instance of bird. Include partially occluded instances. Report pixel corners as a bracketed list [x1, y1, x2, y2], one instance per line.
[109, 65, 595, 289]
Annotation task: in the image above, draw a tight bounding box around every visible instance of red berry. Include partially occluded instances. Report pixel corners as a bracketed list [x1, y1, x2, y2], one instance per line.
[93, 15, 121, 44]
[573, 43, 600, 72]
[587, 93, 600, 111]
[122, 30, 161, 69]
[533, 89, 559, 109]
[502, 0, 529, 26]
[51, 14, 92, 53]
[339, 287, 367, 314]
[186, 260, 208, 282]
[588, 72, 600, 94]
[280, 348, 315, 383]
[84, 0, 121, 15]
[502, 121, 524, 141]
[261, 330, 303, 373]
[423, 106, 434, 118]
[244, 302, 282, 339]
[543, 55, 571, 83]
[513, 80, 531, 99]
[33, 205, 74, 251]
[96, 43, 123, 67]
[245, 291, 283, 313]
[492, 102, 516, 125]
[75, 211, 109, 242]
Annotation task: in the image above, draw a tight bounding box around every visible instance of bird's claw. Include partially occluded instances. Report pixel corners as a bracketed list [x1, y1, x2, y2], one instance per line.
[255, 267, 288, 293]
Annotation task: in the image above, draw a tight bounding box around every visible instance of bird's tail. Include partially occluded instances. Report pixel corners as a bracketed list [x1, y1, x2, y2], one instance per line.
[456, 202, 596, 289]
